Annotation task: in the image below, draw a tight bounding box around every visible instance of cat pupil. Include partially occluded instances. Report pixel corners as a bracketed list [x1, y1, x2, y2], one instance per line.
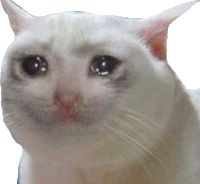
[90, 56, 120, 76]
[22, 55, 47, 76]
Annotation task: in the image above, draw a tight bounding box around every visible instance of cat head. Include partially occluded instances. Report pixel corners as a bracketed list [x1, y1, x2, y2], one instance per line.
[1, 0, 199, 151]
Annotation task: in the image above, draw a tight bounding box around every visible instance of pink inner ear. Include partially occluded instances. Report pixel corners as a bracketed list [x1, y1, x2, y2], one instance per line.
[142, 20, 171, 61]
[10, 15, 23, 35]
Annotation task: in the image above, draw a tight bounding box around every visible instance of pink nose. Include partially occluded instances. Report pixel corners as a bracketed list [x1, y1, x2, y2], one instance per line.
[54, 91, 80, 118]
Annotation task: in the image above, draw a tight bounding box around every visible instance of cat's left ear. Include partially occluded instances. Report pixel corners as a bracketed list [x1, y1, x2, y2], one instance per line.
[139, 0, 199, 61]
[1, 0, 35, 35]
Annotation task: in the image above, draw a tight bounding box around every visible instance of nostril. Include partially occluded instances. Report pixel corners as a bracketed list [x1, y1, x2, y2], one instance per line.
[54, 91, 80, 116]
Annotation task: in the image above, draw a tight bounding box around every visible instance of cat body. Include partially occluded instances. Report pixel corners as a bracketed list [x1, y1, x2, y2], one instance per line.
[1, 0, 200, 183]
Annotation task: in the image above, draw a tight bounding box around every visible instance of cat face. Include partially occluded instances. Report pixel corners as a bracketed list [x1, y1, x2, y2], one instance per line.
[1, 12, 149, 132]
[1, 0, 198, 152]
[2, 14, 137, 119]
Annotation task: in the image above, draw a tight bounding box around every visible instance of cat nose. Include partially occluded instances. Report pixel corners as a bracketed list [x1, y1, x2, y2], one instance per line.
[54, 90, 81, 118]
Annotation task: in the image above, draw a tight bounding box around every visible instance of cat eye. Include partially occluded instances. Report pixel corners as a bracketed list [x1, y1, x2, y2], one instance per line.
[22, 55, 48, 76]
[89, 55, 120, 76]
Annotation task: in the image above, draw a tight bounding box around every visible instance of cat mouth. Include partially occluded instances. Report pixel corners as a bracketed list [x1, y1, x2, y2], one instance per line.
[53, 92, 98, 124]
[53, 103, 96, 124]
[59, 114, 78, 124]
[54, 104, 79, 123]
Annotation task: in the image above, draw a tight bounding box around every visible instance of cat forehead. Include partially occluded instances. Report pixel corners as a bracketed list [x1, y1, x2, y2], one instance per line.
[44, 12, 140, 29]
[14, 12, 142, 55]
[31, 12, 141, 40]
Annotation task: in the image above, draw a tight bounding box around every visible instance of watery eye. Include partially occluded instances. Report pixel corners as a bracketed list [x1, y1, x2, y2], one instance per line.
[22, 55, 48, 76]
[90, 55, 120, 76]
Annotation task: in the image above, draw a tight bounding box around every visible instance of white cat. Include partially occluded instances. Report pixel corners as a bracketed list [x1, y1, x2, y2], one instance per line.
[1, 0, 200, 183]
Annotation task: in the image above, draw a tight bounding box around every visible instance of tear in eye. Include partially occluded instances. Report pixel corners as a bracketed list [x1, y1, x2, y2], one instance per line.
[90, 55, 120, 76]
[22, 55, 48, 76]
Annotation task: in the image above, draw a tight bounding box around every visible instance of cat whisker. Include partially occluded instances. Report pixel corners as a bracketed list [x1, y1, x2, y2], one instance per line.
[105, 118, 172, 177]
[126, 114, 173, 154]
[118, 107, 164, 130]
[3, 113, 14, 117]
[4, 116, 24, 127]
[96, 125, 121, 154]
[109, 116, 141, 136]
[117, 108, 172, 171]
[110, 116, 173, 172]
[5, 121, 16, 126]
[102, 124, 155, 183]
[103, 124, 166, 173]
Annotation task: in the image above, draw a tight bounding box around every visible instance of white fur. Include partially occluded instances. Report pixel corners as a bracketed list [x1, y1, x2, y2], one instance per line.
[1, 0, 200, 183]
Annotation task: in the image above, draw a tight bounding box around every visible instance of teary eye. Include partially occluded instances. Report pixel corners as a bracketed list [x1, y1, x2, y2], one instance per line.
[22, 55, 48, 76]
[90, 55, 120, 76]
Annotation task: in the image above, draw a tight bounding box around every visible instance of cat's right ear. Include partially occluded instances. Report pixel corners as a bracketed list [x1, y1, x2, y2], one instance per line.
[138, 0, 199, 61]
[1, 0, 34, 35]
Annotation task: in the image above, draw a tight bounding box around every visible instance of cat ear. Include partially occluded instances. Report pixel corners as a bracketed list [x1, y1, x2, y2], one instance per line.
[1, 0, 34, 35]
[140, 0, 199, 61]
